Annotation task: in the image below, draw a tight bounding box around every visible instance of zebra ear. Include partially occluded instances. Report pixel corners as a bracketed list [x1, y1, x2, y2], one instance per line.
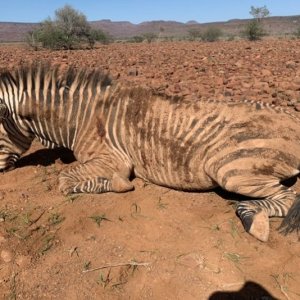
[0, 99, 7, 120]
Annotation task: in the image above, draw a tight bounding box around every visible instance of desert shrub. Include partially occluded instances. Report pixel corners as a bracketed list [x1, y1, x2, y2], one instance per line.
[242, 20, 265, 41]
[201, 27, 223, 42]
[188, 29, 201, 41]
[33, 19, 67, 50]
[131, 35, 144, 43]
[294, 27, 300, 39]
[227, 34, 236, 41]
[86, 29, 111, 48]
[25, 30, 41, 51]
[27, 5, 110, 50]
[143, 32, 158, 43]
[163, 36, 175, 42]
[242, 5, 269, 41]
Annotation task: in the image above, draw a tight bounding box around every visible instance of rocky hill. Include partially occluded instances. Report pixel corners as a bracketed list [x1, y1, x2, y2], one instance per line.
[0, 15, 300, 42]
[0, 22, 38, 42]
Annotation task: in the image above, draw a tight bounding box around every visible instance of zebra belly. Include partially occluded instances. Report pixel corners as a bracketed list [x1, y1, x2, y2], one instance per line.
[133, 155, 217, 191]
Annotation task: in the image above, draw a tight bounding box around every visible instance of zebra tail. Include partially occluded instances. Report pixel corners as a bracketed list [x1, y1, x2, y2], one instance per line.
[279, 194, 300, 235]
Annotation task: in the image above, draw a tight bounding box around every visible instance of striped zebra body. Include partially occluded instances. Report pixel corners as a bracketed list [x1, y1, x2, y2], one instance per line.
[0, 64, 300, 242]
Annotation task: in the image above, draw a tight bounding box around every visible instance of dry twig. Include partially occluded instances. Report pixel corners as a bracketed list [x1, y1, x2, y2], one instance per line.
[271, 274, 291, 300]
[82, 260, 151, 274]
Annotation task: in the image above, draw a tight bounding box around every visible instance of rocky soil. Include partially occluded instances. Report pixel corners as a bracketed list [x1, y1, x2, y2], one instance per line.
[0, 40, 300, 299]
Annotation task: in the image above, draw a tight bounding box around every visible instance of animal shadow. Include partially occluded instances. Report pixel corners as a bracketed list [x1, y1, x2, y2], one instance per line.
[209, 281, 278, 300]
[16, 147, 75, 168]
[214, 175, 298, 203]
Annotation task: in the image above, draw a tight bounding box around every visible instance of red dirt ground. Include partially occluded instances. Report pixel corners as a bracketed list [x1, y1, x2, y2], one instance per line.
[0, 40, 300, 300]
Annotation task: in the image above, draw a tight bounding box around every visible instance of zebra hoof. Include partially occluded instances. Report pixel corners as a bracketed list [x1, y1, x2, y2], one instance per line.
[111, 173, 134, 192]
[247, 210, 270, 242]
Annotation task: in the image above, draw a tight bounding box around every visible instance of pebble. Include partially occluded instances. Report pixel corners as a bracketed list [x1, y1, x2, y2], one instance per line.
[261, 69, 272, 76]
[1, 249, 13, 263]
[294, 104, 300, 112]
[0, 235, 6, 243]
[234, 60, 243, 68]
[241, 82, 252, 89]
[286, 60, 296, 68]
[128, 68, 138, 76]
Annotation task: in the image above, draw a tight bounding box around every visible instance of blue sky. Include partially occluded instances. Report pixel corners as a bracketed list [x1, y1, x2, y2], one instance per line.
[1, 1, 299, 24]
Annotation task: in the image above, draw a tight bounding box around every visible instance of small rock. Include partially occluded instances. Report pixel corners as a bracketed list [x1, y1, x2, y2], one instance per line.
[286, 61, 296, 68]
[241, 82, 252, 89]
[290, 83, 300, 91]
[253, 81, 269, 92]
[234, 60, 243, 68]
[0, 235, 6, 244]
[261, 69, 272, 76]
[1, 249, 13, 263]
[216, 94, 225, 101]
[294, 104, 300, 112]
[173, 83, 181, 93]
[271, 92, 277, 98]
[294, 76, 300, 85]
[128, 69, 138, 76]
[224, 89, 233, 96]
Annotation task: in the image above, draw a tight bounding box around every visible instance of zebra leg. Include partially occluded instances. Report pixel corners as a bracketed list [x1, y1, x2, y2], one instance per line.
[236, 189, 295, 242]
[59, 161, 133, 195]
[219, 176, 296, 241]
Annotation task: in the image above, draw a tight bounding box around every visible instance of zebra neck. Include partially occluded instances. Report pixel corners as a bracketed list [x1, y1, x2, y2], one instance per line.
[17, 89, 78, 150]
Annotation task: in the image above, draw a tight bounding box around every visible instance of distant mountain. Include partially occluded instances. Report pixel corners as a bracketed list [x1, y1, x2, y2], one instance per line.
[186, 21, 199, 25]
[0, 22, 38, 42]
[0, 15, 300, 42]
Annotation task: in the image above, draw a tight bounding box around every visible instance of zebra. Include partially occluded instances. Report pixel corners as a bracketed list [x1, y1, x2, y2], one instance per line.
[0, 63, 299, 242]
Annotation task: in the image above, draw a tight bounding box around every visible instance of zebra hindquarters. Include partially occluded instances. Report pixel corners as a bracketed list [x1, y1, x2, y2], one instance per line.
[58, 158, 134, 195]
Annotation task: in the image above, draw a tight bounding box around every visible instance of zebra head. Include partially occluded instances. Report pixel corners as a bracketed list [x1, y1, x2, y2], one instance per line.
[0, 99, 27, 171]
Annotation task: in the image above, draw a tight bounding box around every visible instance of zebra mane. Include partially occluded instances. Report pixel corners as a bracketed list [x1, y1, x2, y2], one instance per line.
[0, 62, 112, 94]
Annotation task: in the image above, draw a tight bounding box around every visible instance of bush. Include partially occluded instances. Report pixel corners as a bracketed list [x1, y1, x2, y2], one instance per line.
[130, 35, 144, 43]
[243, 5, 269, 41]
[87, 29, 111, 48]
[142, 32, 158, 43]
[201, 27, 223, 42]
[188, 29, 201, 41]
[294, 27, 300, 39]
[242, 20, 265, 41]
[25, 30, 41, 51]
[34, 19, 67, 50]
[27, 5, 110, 50]
[227, 34, 235, 41]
